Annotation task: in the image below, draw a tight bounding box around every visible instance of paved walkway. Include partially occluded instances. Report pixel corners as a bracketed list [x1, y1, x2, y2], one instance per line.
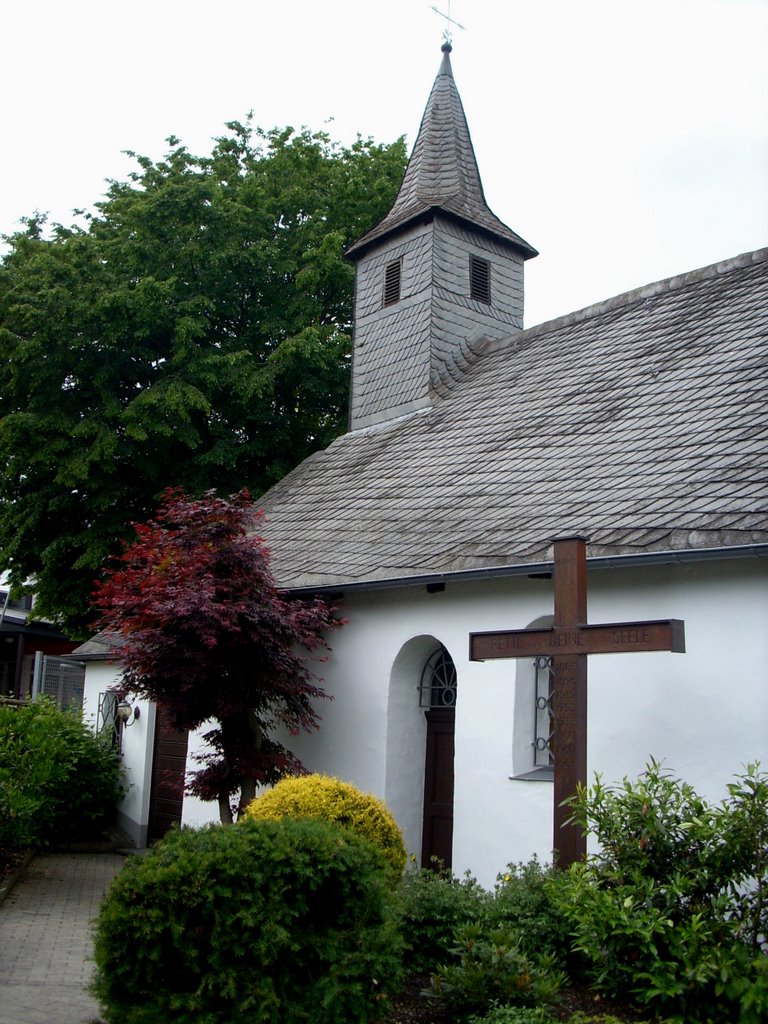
[0, 853, 125, 1024]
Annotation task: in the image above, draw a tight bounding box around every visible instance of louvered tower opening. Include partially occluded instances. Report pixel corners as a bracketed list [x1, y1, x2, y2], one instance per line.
[470, 255, 491, 303]
[383, 258, 402, 307]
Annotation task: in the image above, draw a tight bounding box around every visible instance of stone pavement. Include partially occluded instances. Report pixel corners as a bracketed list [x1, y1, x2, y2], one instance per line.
[0, 852, 125, 1024]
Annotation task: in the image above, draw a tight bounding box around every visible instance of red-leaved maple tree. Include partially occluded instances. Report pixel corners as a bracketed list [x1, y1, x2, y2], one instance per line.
[93, 488, 340, 823]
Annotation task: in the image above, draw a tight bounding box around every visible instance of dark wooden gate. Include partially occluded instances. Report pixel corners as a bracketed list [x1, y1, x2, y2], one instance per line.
[421, 707, 455, 868]
[147, 704, 189, 843]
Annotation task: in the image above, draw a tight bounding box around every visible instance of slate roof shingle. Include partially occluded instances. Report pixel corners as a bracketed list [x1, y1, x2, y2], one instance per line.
[259, 248, 768, 590]
[347, 44, 537, 260]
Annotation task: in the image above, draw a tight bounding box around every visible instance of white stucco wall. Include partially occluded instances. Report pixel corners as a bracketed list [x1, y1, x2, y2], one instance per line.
[82, 660, 155, 847]
[129, 556, 766, 884]
[181, 720, 221, 828]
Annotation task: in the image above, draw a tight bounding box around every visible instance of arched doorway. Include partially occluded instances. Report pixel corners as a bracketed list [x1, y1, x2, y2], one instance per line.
[419, 646, 457, 868]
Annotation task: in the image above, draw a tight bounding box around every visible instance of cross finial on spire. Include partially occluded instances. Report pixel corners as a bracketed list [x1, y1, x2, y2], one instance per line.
[430, 2, 465, 46]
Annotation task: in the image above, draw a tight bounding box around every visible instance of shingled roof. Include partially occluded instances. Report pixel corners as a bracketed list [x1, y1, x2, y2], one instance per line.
[347, 43, 537, 260]
[259, 248, 768, 590]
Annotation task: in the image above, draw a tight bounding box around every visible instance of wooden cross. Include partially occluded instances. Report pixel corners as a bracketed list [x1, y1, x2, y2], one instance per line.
[469, 536, 685, 868]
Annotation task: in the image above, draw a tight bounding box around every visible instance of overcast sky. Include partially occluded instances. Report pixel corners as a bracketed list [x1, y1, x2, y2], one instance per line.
[2, 0, 766, 327]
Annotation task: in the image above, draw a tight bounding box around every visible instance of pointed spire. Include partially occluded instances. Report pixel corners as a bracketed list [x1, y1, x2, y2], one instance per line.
[348, 44, 536, 259]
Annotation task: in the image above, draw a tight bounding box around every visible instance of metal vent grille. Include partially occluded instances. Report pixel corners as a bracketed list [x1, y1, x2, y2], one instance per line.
[383, 258, 402, 307]
[470, 255, 491, 303]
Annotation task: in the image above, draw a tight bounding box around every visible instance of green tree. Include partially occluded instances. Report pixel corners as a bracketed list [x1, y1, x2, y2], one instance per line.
[0, 120, 406, 634]
[94, 488, 340, 823]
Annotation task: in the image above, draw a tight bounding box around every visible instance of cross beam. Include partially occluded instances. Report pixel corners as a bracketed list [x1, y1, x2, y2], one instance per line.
[469, 537, 685, 867]
[472, 620, 685, 660]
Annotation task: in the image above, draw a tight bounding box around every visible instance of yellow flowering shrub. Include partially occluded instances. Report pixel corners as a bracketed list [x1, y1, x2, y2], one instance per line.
[243, 774, 406, 880]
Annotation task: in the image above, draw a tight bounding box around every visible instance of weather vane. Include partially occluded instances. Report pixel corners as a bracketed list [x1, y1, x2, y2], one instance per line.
[430, 2, 465, 45]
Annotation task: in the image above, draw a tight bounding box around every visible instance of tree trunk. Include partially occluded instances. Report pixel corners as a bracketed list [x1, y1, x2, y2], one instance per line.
[215, 710, 264, 823]
[237, 709, 264, 818]
[240, 775, 257, 811]
[218, 790, 233, 826]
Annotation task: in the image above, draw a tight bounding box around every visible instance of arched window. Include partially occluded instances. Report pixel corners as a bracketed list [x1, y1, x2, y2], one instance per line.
[419, 646, 457, 709]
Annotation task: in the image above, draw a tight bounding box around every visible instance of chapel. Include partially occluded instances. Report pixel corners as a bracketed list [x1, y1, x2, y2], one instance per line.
[77, 44, 768, 879]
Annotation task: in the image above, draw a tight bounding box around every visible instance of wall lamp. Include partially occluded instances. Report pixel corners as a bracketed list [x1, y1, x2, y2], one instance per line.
[116, 698, 140, 727]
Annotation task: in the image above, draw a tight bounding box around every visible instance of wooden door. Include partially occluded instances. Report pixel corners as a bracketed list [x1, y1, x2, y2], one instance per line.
[421, 707, 455, 868]
[147, 704, 189, 842]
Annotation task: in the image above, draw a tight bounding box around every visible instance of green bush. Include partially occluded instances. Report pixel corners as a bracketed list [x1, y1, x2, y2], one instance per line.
[0, 697, 124, 849]
[395, 858, 568, 980]
[551, 760, 768, 1023]
[427, 922, 567, 1021]
[396, 863, 488, 975]
[92, 817, 404, 1024]
[468, 1007, 558, 1024]
[479, 859, 570, 960]
[242, 773, 407, 880]
[468, 1011, 659, 1024]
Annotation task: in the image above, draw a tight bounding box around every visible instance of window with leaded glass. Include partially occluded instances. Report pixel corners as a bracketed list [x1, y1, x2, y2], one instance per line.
[419, 646, 457, 709]
[97, 690, 121, 751]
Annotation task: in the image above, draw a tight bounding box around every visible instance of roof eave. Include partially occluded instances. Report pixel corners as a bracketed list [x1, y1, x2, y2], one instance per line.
[346, 206, 538, 261]
[63, 650, 118, 662]
[0, 617, 73, 641]
[280, 543, 768, 598]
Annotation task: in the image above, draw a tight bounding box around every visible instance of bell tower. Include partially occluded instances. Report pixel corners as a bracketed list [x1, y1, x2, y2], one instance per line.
[346, 43, 537, 431]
